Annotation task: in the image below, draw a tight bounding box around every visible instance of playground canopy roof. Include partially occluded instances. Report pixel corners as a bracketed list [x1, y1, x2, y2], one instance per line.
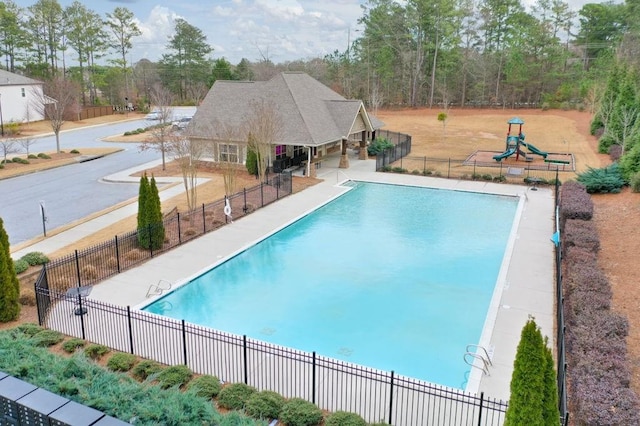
[508, 117, 525, 125]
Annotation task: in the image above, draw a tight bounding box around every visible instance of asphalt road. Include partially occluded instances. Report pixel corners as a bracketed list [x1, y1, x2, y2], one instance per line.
[2, 118, 164, 248]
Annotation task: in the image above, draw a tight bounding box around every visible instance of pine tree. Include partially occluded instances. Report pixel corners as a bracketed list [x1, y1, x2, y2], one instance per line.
[0, 217, 20, 322]
[504, 318, 546, 426]
[137, 173, 151, 249]
[148, 175, 165, 250]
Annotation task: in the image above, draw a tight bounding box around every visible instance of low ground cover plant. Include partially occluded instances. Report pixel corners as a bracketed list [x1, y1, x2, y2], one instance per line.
[0, 328, 265, 425]
[0, 325, 381, 425]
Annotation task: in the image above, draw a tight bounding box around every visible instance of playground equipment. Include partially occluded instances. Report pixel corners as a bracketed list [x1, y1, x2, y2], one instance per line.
[493, 117, 548, 162]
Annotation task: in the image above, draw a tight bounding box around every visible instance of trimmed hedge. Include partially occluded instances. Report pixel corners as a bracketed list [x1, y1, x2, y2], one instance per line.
[324, 411, 367, 426]
[559, 187, 640, 424]
[187, 375, 222, 399]
[559, 181, 593, 229]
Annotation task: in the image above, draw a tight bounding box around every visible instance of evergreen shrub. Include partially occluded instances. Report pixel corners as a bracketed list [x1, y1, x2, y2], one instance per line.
[279, 398, 323, 426]
[217, 383, 257, 410]
[32, 330, 64, 347]
[62, 338, 85, 353]
[131, 359, 163, 381]
[367, 138, 394, 156]
[13, 258, 29, 274]
[156, 364, 193, 389]
[576, 164, 624, 193]
[630, 172, 640, 192]
[324, 411, 367, 426]
[84, 344, 109, 360]
[187, 375, 222, 399]
[107, 352, 137, 372]
[245, 390, 285, 420]
[21, 251, 49, 265]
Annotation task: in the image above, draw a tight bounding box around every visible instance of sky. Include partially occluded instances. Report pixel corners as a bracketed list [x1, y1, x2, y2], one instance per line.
[12, 0, 595, 66]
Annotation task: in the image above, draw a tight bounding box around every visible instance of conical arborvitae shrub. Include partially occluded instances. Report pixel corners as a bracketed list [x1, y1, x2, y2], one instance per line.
[137, 173, 151, 249]
[542, 338, 559, 425]
[0, 217, 20, 322]
[504, 317, 552, 426]
[148, 175, 165, 250]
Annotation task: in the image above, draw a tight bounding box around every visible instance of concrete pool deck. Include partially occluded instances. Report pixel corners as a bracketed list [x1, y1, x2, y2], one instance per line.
[85, 151, 555, 403]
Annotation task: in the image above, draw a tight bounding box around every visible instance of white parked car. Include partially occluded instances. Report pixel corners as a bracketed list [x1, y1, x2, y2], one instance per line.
[145, 110, 161, 120]
[172, 116, 192, 130]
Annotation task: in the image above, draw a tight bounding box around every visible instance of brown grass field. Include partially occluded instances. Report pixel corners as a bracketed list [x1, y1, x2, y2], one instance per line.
[3, 108, 640, 399]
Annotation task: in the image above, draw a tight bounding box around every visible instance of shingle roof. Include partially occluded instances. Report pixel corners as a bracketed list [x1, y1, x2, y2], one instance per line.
[191, 72, 384, 147]
[0, 69, 42, 86]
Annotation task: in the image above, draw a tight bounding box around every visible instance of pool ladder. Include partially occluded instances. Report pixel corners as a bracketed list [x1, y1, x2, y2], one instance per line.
[146, 279, 172, 298]
[464, 344, 493, 376]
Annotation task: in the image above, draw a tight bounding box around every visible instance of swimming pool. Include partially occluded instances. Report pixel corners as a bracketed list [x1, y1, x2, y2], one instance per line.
[143, 182, 519, 388]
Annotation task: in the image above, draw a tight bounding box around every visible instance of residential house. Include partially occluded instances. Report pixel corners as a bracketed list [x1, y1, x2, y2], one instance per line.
[189, 72, 384, 177]
[0, 69, 46, 126]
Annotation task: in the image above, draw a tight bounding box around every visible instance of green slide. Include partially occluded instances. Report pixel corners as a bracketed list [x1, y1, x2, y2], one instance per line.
[522, 142, 548, 158]
[493, 148, 516, 161]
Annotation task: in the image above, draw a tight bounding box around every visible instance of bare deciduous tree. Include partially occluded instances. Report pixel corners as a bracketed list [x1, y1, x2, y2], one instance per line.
[214, 121, 243, 196]
[0, 138, 19, 164]
[30, 77, 80, 153]
[139, 84, 174, 170]
[18, 137, 36, 156]
[167, 131, 205, 219]
[244, 99, 283, 182]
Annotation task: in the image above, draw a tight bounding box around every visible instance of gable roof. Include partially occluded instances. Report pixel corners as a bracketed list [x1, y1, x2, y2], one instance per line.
[191, 72, 384, 147]
[0, 69, 42, 86]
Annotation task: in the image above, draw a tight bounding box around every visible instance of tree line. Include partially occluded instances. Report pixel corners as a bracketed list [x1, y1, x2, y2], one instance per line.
[0, 0, 638, 110]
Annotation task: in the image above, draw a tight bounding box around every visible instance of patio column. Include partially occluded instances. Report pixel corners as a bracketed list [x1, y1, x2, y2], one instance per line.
[339, 138, 350, 169]
[359, 130, 368, 160]
[306, 147, 317, 178]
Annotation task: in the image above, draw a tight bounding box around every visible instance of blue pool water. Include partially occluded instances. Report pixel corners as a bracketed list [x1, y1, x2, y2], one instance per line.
[144, 182, 519, 388]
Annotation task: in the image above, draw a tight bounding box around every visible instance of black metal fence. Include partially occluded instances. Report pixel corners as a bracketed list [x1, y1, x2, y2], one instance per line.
[38, 173, 292, 297]
[554, 180, 570, 425]
[34, 285, 508, 426]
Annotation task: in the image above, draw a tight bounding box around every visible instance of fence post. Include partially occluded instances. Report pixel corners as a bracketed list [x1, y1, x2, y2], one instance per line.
[182, 319, 188, 365]
[423, 156, 426, 174]
[243, 188, 248, 213]
[75, 250, 81, 287]
[127, 306, 134, 354]
[260, 183, 264, 207]
[388, 371, 395, 425]
[477, 392, 484, 426]
[473, 160, 476, 178]
[78, 295, 86, 340]
[276, 176, 280, 199]
[448, 158, 451, 179]
[34, 280, 43, 326]
[177, 212, 182, 244]
[115, 235, 121, 273]
[243, 335, 248, 384]
[148, 224, 153, 258]
[202, 203, 206, 233]
[312, 352, 316, 404]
